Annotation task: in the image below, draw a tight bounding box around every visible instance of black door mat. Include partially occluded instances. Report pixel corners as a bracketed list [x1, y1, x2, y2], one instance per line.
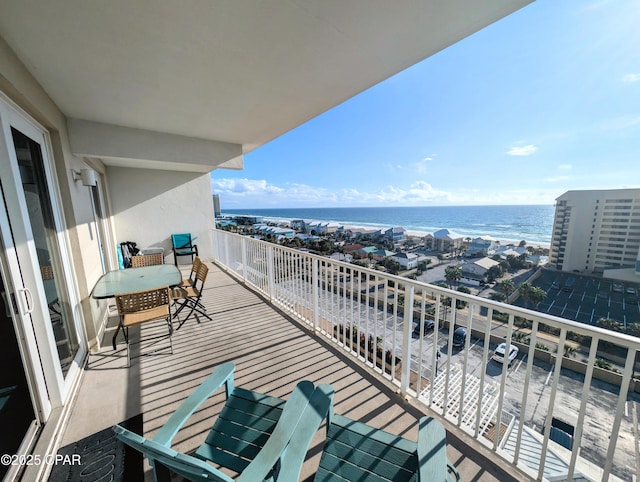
[48, 414, 143, 481]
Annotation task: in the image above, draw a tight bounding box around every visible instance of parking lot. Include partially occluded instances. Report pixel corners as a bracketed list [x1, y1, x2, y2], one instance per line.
[512, 269, 640, 327]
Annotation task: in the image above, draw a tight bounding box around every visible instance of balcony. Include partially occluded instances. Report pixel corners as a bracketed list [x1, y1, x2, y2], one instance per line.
[59, 231, 639, 481]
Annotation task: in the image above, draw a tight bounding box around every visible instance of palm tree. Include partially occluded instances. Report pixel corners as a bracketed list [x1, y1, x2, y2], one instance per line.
[529, 286, 547, 310]
[518, 282, 532, 308]
[489, 292, 507, 302]
[563, 345, 577, 358]
[444, 266, 462, 288]
[597, 317, 622, 332]
[497, 279, 515, 301]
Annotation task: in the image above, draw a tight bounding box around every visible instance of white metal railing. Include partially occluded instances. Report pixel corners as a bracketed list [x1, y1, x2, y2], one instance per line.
[213, 230, 639, 482]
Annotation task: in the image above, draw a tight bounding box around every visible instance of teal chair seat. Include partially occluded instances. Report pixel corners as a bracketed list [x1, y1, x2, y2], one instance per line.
[313, 411, 460, 482]
[114, 362, 333, 482]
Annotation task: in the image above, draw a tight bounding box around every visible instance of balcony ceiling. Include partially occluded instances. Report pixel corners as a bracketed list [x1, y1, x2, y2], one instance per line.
[0, 1, 531, 158]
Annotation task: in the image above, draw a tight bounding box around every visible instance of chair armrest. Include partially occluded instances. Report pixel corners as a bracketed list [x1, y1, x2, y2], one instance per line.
[236, 380, 319, 482]
[418, 416, 455, 482]
[114, 425, 235, 482]
[447, 460, 461, 482]
[272, 384, 334, 481]
[152, 362, 235, 447]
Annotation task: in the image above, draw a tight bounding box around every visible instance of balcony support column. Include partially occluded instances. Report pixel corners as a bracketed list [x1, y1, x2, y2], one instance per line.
[400, 285, 414, 395]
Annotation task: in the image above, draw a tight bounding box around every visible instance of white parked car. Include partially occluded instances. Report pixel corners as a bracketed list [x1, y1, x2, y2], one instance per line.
[492, 343, 519, 366]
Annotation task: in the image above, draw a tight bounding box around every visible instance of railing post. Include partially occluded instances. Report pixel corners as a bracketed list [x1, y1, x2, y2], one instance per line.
[267, 245, 275, 301]
[223, 232, 230, 268]
[241, 236, 247, 282]
[400, 285, 414, 395]
[312, 257, 319, 331]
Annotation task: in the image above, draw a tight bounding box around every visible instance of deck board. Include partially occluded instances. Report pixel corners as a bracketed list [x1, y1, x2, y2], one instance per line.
[60, 261, 528, 481]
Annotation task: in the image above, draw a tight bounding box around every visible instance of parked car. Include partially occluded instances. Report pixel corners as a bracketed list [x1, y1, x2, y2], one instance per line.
[413, 319, 435, 336]
[612, 283, 624, 293]
[492, 343, 519, 366]
[626, 286, 636, 296]
[452, 327, 467, 348]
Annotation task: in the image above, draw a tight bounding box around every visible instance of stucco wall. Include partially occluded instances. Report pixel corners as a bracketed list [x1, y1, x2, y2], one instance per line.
[106, 167, 214, 264]
[0, 34, 105, 348]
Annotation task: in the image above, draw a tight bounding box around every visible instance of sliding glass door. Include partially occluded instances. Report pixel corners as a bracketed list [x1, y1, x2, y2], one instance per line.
[0, 97, 85, 466]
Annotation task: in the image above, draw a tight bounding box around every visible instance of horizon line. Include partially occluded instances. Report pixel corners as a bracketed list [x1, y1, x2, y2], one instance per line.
[221, 203, 555, 210]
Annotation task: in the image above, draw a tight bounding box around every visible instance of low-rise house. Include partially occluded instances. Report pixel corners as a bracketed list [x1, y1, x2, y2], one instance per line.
[345, 227, 382, 240]
[392, 252, 419, 269]
[372, 248, 395, 261]
[385, 226, 407, 242]
[466, 236, 499, 257]
[319, 222, 342, 234]
[328, 252, 353, 263]
[306, 220, 341, 235]
[290, 219, 306, 231]
[460, 257, 501, 285]
[425, 228, 465, 252]
[526, 255, 549, 267]
[253, 224, 295, 239]
[494, 246, 526, 259]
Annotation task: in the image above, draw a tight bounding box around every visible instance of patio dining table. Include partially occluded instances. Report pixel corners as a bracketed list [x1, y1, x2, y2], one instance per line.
[91, 264, 182, 349]
[91, 264, 182, 299]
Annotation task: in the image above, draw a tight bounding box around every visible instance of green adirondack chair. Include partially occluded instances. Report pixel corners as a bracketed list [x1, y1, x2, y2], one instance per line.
[113, 362, 334, 482]
[312, 408, 460, 482]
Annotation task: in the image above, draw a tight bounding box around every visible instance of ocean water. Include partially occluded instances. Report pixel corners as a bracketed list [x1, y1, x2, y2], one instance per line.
[222, 205, 555, 245]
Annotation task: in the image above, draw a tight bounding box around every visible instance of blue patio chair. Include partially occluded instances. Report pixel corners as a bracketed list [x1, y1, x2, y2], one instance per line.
[113, 362, 334, 482]
[307, 406, 460, 482]
[171, 233, 198, 266]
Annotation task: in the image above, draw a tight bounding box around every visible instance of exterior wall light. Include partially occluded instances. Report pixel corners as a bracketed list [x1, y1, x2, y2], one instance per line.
[72, 168, 98, 187]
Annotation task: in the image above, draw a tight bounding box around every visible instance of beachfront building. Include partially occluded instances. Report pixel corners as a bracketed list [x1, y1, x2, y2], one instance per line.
[385, 226, 408, 242]
[425, 228, 465, 252]
[550, 189, 640, 276]
[344, 226, 382, 240]
[290, 219, 307, 231]
[253, 224, 295, 239]
[392, 251, 419, 270]
[467, 235, 499, 257]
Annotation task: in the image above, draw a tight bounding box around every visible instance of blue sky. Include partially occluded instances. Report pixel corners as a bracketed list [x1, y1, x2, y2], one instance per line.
[211, 0, 640, 209]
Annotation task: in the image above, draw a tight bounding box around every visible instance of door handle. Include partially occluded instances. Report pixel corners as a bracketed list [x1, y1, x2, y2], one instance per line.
[17, 288, 34, 315]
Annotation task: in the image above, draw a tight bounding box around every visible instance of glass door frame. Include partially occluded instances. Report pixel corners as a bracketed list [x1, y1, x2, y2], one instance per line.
[0, 94, 86, 409]
[0, 232, 43, 471]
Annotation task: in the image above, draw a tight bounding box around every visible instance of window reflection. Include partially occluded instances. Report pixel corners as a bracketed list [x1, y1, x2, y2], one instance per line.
[12, 128, 78, 375]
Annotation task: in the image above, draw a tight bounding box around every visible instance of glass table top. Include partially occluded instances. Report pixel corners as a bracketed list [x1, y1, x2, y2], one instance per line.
[91, 264, 182, 299]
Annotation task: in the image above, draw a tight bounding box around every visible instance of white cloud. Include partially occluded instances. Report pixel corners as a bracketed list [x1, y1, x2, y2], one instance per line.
[211, 178, 283, 194]
[507, 144, 537, 156]
[558, 164, 572, 171]
[211, 177, 454, 208]
[622, 73, 640, 83]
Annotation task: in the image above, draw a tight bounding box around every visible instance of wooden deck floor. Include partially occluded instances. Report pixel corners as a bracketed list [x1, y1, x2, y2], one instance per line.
[60, 261, 529, 481]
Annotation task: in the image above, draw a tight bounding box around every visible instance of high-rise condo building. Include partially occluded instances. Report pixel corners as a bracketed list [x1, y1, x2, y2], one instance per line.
[550, 189, 640, 274]
[213, 194, 221, 217]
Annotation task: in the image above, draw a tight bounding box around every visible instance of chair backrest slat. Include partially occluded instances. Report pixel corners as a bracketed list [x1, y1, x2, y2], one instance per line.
[115, 287, 171, 314]
[131, 253, 163, 267]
